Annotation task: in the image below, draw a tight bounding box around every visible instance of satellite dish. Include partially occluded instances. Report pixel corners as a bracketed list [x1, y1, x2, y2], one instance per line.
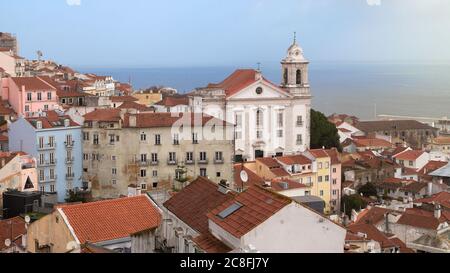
[4, 239, 11, 248]
[25, 215, 31, 224]
[240, 170, 249, 183]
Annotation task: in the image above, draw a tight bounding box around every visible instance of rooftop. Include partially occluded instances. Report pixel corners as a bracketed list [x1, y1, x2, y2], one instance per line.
[10, 77, 57, 91]
[355, 120, 436, 133]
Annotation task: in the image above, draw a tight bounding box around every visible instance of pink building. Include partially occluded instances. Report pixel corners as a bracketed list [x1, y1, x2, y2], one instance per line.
[1, 77, 59, 117]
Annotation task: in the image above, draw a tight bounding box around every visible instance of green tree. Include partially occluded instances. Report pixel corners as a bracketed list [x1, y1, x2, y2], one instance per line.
[358, 183, 378, 198]
[341, 194, 368, 217]
[310, 109, 342, 152]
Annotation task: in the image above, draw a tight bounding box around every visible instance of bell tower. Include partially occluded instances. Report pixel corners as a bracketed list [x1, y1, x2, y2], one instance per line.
[281, 33, 310, 96]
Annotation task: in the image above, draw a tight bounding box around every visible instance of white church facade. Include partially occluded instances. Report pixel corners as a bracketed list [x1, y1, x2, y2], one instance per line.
[189, 38, 312, 161]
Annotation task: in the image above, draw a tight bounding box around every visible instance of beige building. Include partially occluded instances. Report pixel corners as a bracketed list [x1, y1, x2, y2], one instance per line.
[0, 48, 26, 77]
[427, 136, 450, 154]
[82, 109, 235, 199]
[132, 90, 163, 106]
[0, 152, 38, 206]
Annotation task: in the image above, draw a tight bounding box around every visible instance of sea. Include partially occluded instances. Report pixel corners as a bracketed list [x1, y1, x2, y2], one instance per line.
[77, 63, 450, 120]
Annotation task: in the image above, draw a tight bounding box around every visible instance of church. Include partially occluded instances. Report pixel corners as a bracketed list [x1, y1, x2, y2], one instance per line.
[190, 37, 312, 161]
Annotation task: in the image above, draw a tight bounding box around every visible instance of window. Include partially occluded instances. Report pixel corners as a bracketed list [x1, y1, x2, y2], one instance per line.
[152, 170, 158, 177]
[186, 152, 193, 162]
[235, 131, 242, 140]
[49, 136, 55, 147]
[50, 169, 55, 180]
[37, 92, 42, 101]
[83, 132, 90, 141]
[39, 170, 45, 181]
[109, 134, 115, 145]
[325, 162, 330, 169]
[192, 133, 198, 144]
[409, 161, 414, 167]
[283, 68, 288, 85]
[325, 175, 330, 182]
[93, 134, 99, 145]
[320, 190, 324, 197]
[217, 172, 221, 177]
[318, 176, 323, 183]
[200, 152, 207, 161]
[27, 93, 32, 101]
[318, 163, 323, 169]
[39, 137, 44, 149]
[173, 134, 179, 145]
[277, 112, 284, 127]
[296, 134, 303, 145]
[140, 169, 147, 177]
[49, 153, 55, 164]
[111, 156, 117, 161]
[215, 151, 223, 161]
[257, 131, 263, 139]
[169, 152, 176, 162]
[140, 133, 147, 141]
[200, 168, 207, 177]
[141, 154, 147, 163]
[151, 153, 158, 163]
[256, 109, 263, 127]
[50, 185, 55, 193]
[112, 180, 117, 185]
[235, 114, 242, 128]
[25, 105, 30, 112]
[297, 116, 303, 127]
[40, 186, 45, 193]
[44, 105, 49, 111]
[155, 134, 161, 145]
[141, 183, 147, 190]
[333, 168, 337, 173]
[296, 70, 302, 85]
[112, 168, 117, 175]
[277, 130, 283, 138]
[39, 153, 45, 165]
[83, 154, 89, 161]
[333, 179, 337, 185]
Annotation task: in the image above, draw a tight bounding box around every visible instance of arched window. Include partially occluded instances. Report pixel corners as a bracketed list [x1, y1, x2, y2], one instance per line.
[256, 109, 263, 127]
[283, 68, 288, 85]
[296, 70, 302, 85]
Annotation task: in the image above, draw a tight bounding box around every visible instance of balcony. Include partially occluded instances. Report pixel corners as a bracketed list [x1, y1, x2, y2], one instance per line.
[42, 176, 57, 183]
[214, 158, 224, 164]
[37, 143, 56, 151]
[39, 160, 57, 167]
[185, 159, 195, 165]
[198, 159, 209, 165]
[65, 140, 75, 148]
[65, 157, 75, 164]
[66, 173, 75, 180]
[167, 159, 178, 166]
[150, 160, 159, 166]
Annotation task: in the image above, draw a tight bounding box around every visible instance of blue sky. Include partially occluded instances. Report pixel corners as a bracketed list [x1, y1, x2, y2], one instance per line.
[1, 0, 449, 67]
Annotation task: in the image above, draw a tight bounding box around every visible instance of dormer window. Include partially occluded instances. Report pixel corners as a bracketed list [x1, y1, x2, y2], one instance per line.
[36, 121, 42, 129]
[64, 119, 70, 127]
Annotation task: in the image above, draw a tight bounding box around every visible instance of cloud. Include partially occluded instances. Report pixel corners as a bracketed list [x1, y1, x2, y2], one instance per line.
[66, 0, 81, 6]
[367, 0, 381, 6]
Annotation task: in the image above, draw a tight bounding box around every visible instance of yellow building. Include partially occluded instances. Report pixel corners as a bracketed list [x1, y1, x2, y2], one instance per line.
[132, 91, 163, 106]
[306, 150, 332, 214]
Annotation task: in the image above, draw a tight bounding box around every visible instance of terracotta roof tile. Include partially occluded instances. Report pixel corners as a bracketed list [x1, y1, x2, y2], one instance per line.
[192, 233, 232, 253]
[155, 95, 189, 107]
[83, 109, 122, 122]
[207, 186, 291, 238]
[347, 224, 397, 249]
[111, 96, 138, 103]
[61, 195, 161, 244]
[163, 177, 235, 234]
[394, 150, 426, 161]
[355, 120, 436, 133]
[0, 217, 27, 251]
[256, 157, 282, 168]
[277, 155, 311, 165]
[10, 77, 57, 91]
[117, 101, 154, 112]
[234, 165, 265, 190]
[416, 192, 450, 209]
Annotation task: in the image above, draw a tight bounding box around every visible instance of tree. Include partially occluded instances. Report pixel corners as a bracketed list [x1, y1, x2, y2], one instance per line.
[358, 183, 378, 198]
[310, 109, 342, 152]
[65, 190, 88, 203]
[341, 194, 368, 217]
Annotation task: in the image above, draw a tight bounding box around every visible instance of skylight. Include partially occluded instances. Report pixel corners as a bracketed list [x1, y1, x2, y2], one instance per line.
[218, 202, 243, 219]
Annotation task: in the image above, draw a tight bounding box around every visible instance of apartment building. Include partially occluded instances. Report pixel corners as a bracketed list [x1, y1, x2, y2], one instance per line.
[82, 109, 235, 199]
[8, 111, 83, 202]
[0, 48, 26, 77]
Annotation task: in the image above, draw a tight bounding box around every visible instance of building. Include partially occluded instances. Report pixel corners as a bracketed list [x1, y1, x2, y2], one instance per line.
[393, 150, 430, 170]
[342, 138, 394, 154]
[427, 136, 450, 155]
[0, 216, 27, 253]
[374, 178, 429, 201]
[154, 95, 190, 113]
[8, 111, 83, 202]
[0, 32, 19, 55]
[0, 152, 38, 207]
[132, 89, 164, 106]
[354, 120, 438, 149]
[0, 48, 25, 77]
[81, 74, 116, 96]
[1, 77, 59, 117]
[190, 38, 311, 161]
[26, 195, 162, 253]
[82, 109, 235, 199]
[160, 176, 346, 253]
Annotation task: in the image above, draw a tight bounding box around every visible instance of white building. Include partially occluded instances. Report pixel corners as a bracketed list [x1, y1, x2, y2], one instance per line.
[190, 38, 312, 161]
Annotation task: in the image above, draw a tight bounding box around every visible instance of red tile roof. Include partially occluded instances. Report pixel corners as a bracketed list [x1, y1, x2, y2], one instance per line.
[26, 111, 80, 129]
[394, 150, 426, 161]
[83, 109, 122, 122]
[309, 149, 330, 159]
[207, 69, 287, 98]
[117, 101, 154, 112]
[277, 155, 311, 165]
[111, 96, 138, 103]
[163, 177, 235, 234]
[10, 77, 57, 91]
[352, 207, 395, 225]
[270, 167, 290, 177]
[256, 157, 282, 169]
[347, 223, 396, 249]
[207, 186, 291, 238]
[234, 165, 265, 190]
[0, 217, 27, 251]
[155, 95, 189, 107]
[60, 195, 161, 244]
[192, 232, 232, 253]
[353, 138, 393, 148]
[270, 178, 308, 192]
[416, 192, 450, 209]
[396, 208, 447, 230]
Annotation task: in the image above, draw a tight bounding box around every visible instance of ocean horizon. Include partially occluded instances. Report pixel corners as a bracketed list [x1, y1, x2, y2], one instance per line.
[77, 63, 450, 121]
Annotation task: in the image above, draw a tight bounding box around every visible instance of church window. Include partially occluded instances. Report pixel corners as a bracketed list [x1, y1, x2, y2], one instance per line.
[296, 70, 302, 85]
[283, 68, 288, 85]
[256, 109, 263, 127]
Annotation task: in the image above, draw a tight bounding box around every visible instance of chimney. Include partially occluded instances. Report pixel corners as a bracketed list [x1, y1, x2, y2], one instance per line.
[428, 182, 433, 196]
[434, 203, 442, 219]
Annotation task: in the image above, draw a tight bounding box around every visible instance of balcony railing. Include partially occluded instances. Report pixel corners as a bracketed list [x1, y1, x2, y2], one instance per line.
[214, 158, 224, 164]
[38, 143, 56, 151]
[42, 176, 57, 183]
[66, 157, 75, 164]
[65, 140, 75, 148]
[167, 159, 178, 166]
[66, 173, 75, 180]
[39, 160, 57, 167]
[185, 159, 195, 165]
[198, 159, 209, 165]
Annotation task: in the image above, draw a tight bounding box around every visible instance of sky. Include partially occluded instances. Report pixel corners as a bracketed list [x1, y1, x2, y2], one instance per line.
[1, 0, 450, 68]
